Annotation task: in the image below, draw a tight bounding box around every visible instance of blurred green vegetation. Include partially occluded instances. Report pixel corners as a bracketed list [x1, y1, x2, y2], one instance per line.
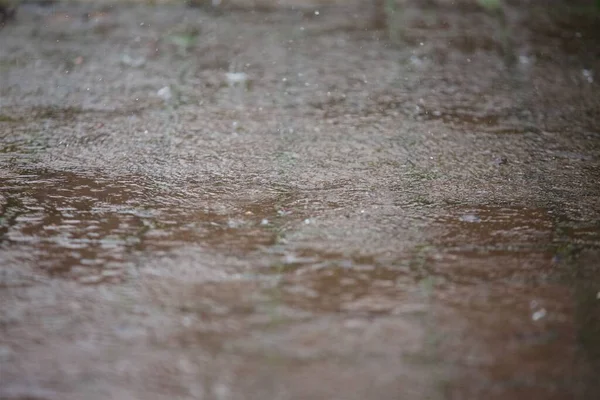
[477, 0, 502, 12]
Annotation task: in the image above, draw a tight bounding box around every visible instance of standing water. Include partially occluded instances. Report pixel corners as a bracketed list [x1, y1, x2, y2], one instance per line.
[1, 1, 599, 399]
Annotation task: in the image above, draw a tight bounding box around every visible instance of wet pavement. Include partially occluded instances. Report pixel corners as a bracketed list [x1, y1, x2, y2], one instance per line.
[1, 1, 600, 399]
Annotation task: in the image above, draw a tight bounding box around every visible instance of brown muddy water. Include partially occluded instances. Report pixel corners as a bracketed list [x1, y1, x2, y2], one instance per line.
[1, 1, 600, 399]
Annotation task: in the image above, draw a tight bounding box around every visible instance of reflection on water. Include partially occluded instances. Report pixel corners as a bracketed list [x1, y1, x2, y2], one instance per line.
[1, 168, 599, 399]
[436, 206, 554, 247]
[0, 168, 305, 283]
[416, 106, 538, 135]
[278, 256, 417, 315]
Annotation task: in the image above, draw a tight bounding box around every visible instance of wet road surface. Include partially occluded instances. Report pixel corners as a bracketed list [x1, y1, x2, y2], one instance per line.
[1, 1, 600, 399]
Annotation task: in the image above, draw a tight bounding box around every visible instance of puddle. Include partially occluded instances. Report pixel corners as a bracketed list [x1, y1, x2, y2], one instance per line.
[405, 205, 600, 286]
[415, 106, 538, 134]
[435, 205, 554, 249]
[0, 168, 313, 283]
[394, 204, 600, 398]
[277, 262, 422, 315]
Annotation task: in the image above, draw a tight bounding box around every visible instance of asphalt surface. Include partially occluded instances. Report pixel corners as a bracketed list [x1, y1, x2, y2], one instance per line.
[1, 1, 600, 399]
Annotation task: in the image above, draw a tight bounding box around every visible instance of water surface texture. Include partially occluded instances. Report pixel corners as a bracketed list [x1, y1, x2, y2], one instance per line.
[1, 1, 600, 399]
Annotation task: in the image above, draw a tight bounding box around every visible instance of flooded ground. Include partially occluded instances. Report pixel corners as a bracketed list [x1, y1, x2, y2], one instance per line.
[1, 0, 600, 399]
